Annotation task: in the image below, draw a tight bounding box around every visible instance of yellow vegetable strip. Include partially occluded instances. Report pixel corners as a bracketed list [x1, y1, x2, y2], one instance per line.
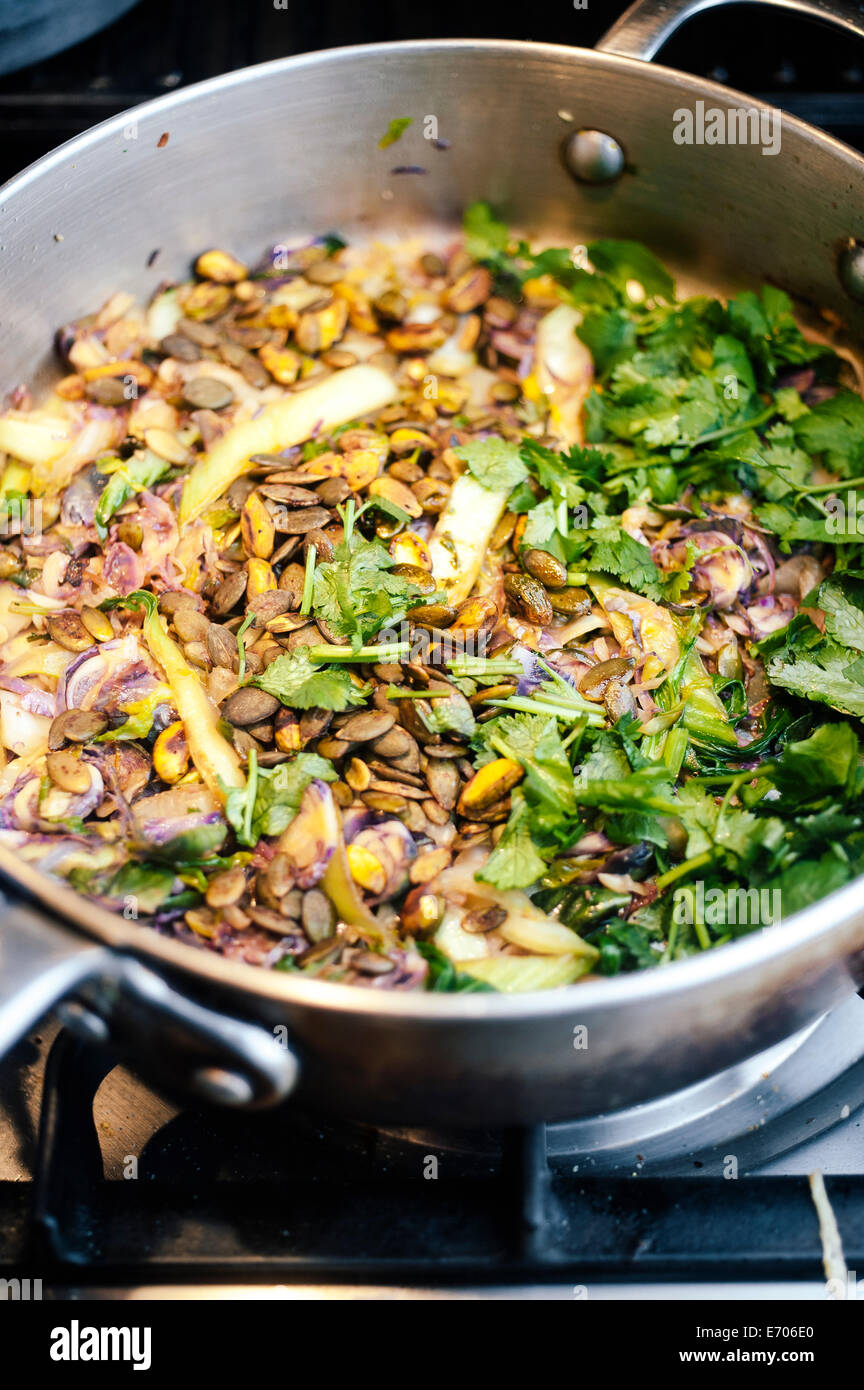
[178, 364, 398, 525]
[140, 604, 245, 801]
[429, 474, 509, 606]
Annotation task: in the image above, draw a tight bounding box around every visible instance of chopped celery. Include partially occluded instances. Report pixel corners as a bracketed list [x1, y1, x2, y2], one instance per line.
[457, 954, 594, 992]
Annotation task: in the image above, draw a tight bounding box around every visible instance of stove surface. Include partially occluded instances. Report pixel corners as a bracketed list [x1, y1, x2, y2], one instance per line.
[2, 997, 864, 1298]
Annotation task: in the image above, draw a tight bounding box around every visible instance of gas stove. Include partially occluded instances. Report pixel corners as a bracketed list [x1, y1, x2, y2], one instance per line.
[2, 994, 864, 1299]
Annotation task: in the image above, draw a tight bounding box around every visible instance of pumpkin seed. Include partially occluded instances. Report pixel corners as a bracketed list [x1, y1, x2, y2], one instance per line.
[46, 748, 92, 794]
[222, 686, 280, 726]
[183, 377, 235, 411]
[47, 611, 94, 652]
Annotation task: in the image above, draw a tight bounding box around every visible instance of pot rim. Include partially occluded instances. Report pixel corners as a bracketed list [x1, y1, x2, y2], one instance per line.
[1, 36, 863, 1021]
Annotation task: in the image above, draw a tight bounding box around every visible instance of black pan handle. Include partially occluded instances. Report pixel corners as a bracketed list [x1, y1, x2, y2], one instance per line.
[597, 0, 864, 61]
[0, 891, 298, 1107]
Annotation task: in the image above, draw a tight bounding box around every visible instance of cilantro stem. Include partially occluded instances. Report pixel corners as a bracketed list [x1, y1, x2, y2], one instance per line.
[306, 642, 410, 663]
[655, 849, 714, 891]
[242, 747, 258, 846]
[386, 686, 451, 700]
[235, 611, 255, 683]
[300, 543, 316, 616]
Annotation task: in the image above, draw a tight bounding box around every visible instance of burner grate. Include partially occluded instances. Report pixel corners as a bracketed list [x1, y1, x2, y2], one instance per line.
[0, 1026, 859, 1290]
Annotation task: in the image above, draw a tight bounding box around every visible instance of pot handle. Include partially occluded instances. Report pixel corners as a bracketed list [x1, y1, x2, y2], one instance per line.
[0, 891, 298, 1108]
[597, 0, 864, 62]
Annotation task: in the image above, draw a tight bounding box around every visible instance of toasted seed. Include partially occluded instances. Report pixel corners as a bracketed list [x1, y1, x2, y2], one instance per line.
[409, 848, 452, 885]
[302, 528, 334, 563]
[362, 791, 407, 813]
[450, 595, 499, 634]
[549, 586, 592, 615]
[316, 477, 351, 506]
[241, 491, 275, 559]
[195, 249, 248, 283]
[458, 757, 524, 816]
[173, 607, 211, 644]
[248, 589, 296, 622]
[246, 905, 294, 935]
[246, 558, 277, 598]
[266, 853, 294, 899]
[206, 866, 246, 909]
[523, 548, 567, 589]
[579, 657, 635, 702]
[317, 736, 351, 761]
[80, 606, 114, 642]
[178, 317, 220, 347]
[273, 506, 331, 535]
[352, 950, 395, 976]
[212, 570, 248, 615]
[302, 889, 336, 944]
[306, 260, 345, 286]
[158, 589, 202, 615]
[46, 748, 92, 794]
[47, 611, 94, 652]
[371, 727, 417, 760]
[161, 332, 201, 362]
[222, 686, 280, 726]
[48, 709, 108, 749]
[332, 780, 354, 807]
[463, 905, 507, 934]
[298, 708, 333, 743]
[116, 519, 143, 550]
[445, 266, 492, 313]
[420, 252, 446, 276]
[345, 757, 372, 792]
[407, 602, 457, 628]
[259, 483, 320, 506]
[183, 640, 210, 669]
[391, 563, 435, 594]
[207, 623, 238, 667]
[401, 886, 444, 933]
[604, 678, 636, 722]
[338, 710, 396, 743]
[503, 573, 554, 625]
[425, 758, 460, 810]
[279, 888, 303, 918]
[274, 708, 301, 753]
[490, 380, 520, 403]
[153, 720, 190, 783]
[276, 564, 305, 606]
[223, 905, 251, 930]
[411, 477, 451, 512]
[422, 799, 451, 826]
[183, 377, 235, 411]
[144, 427, 189, 465]
[85, 376, 128, 406]
[369, 475, 423, 518]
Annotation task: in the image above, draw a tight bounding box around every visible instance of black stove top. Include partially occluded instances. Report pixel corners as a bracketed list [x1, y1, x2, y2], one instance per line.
[3, 997, 864, 1298]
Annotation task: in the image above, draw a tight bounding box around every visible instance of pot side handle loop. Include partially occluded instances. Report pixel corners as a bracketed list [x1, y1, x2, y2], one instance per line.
[596, 0, 864, 63]
[0, 892, 298, 1108]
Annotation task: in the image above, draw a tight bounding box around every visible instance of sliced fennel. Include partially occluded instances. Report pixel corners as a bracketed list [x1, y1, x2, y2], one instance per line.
[178, 363, 397, 524]
[457, 954, 594, 992]
[428, 473, 510, 605]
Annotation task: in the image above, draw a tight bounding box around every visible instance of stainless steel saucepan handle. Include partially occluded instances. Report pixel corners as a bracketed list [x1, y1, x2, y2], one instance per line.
[597, 0, 864, 61]
[0, 891, 298, 1107]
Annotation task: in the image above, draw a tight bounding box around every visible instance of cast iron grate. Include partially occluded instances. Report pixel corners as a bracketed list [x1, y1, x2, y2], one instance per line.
[0, 1029, 859, 1289]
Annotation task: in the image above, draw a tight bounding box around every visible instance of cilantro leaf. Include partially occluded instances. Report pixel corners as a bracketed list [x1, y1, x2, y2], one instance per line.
[476, 795, 548, 890]
[224, 752, 336, 847]
[794, 391, 864, 476]
[255, 648, 370, 711]
[454, 437, 528, 493]
[378, 117, 412, 149]
[312, 531, 422, 646]
[94, 451, 170, 540]
[587, 518, 663, 598]
[586, 240, 675, 301]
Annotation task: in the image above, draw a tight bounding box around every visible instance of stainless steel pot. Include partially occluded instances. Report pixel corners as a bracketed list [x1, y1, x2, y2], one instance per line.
[2, 0, 864, 1126]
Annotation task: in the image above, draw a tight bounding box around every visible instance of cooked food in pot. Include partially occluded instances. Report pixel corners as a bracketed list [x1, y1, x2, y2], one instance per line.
[1, 207, 863, 991]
